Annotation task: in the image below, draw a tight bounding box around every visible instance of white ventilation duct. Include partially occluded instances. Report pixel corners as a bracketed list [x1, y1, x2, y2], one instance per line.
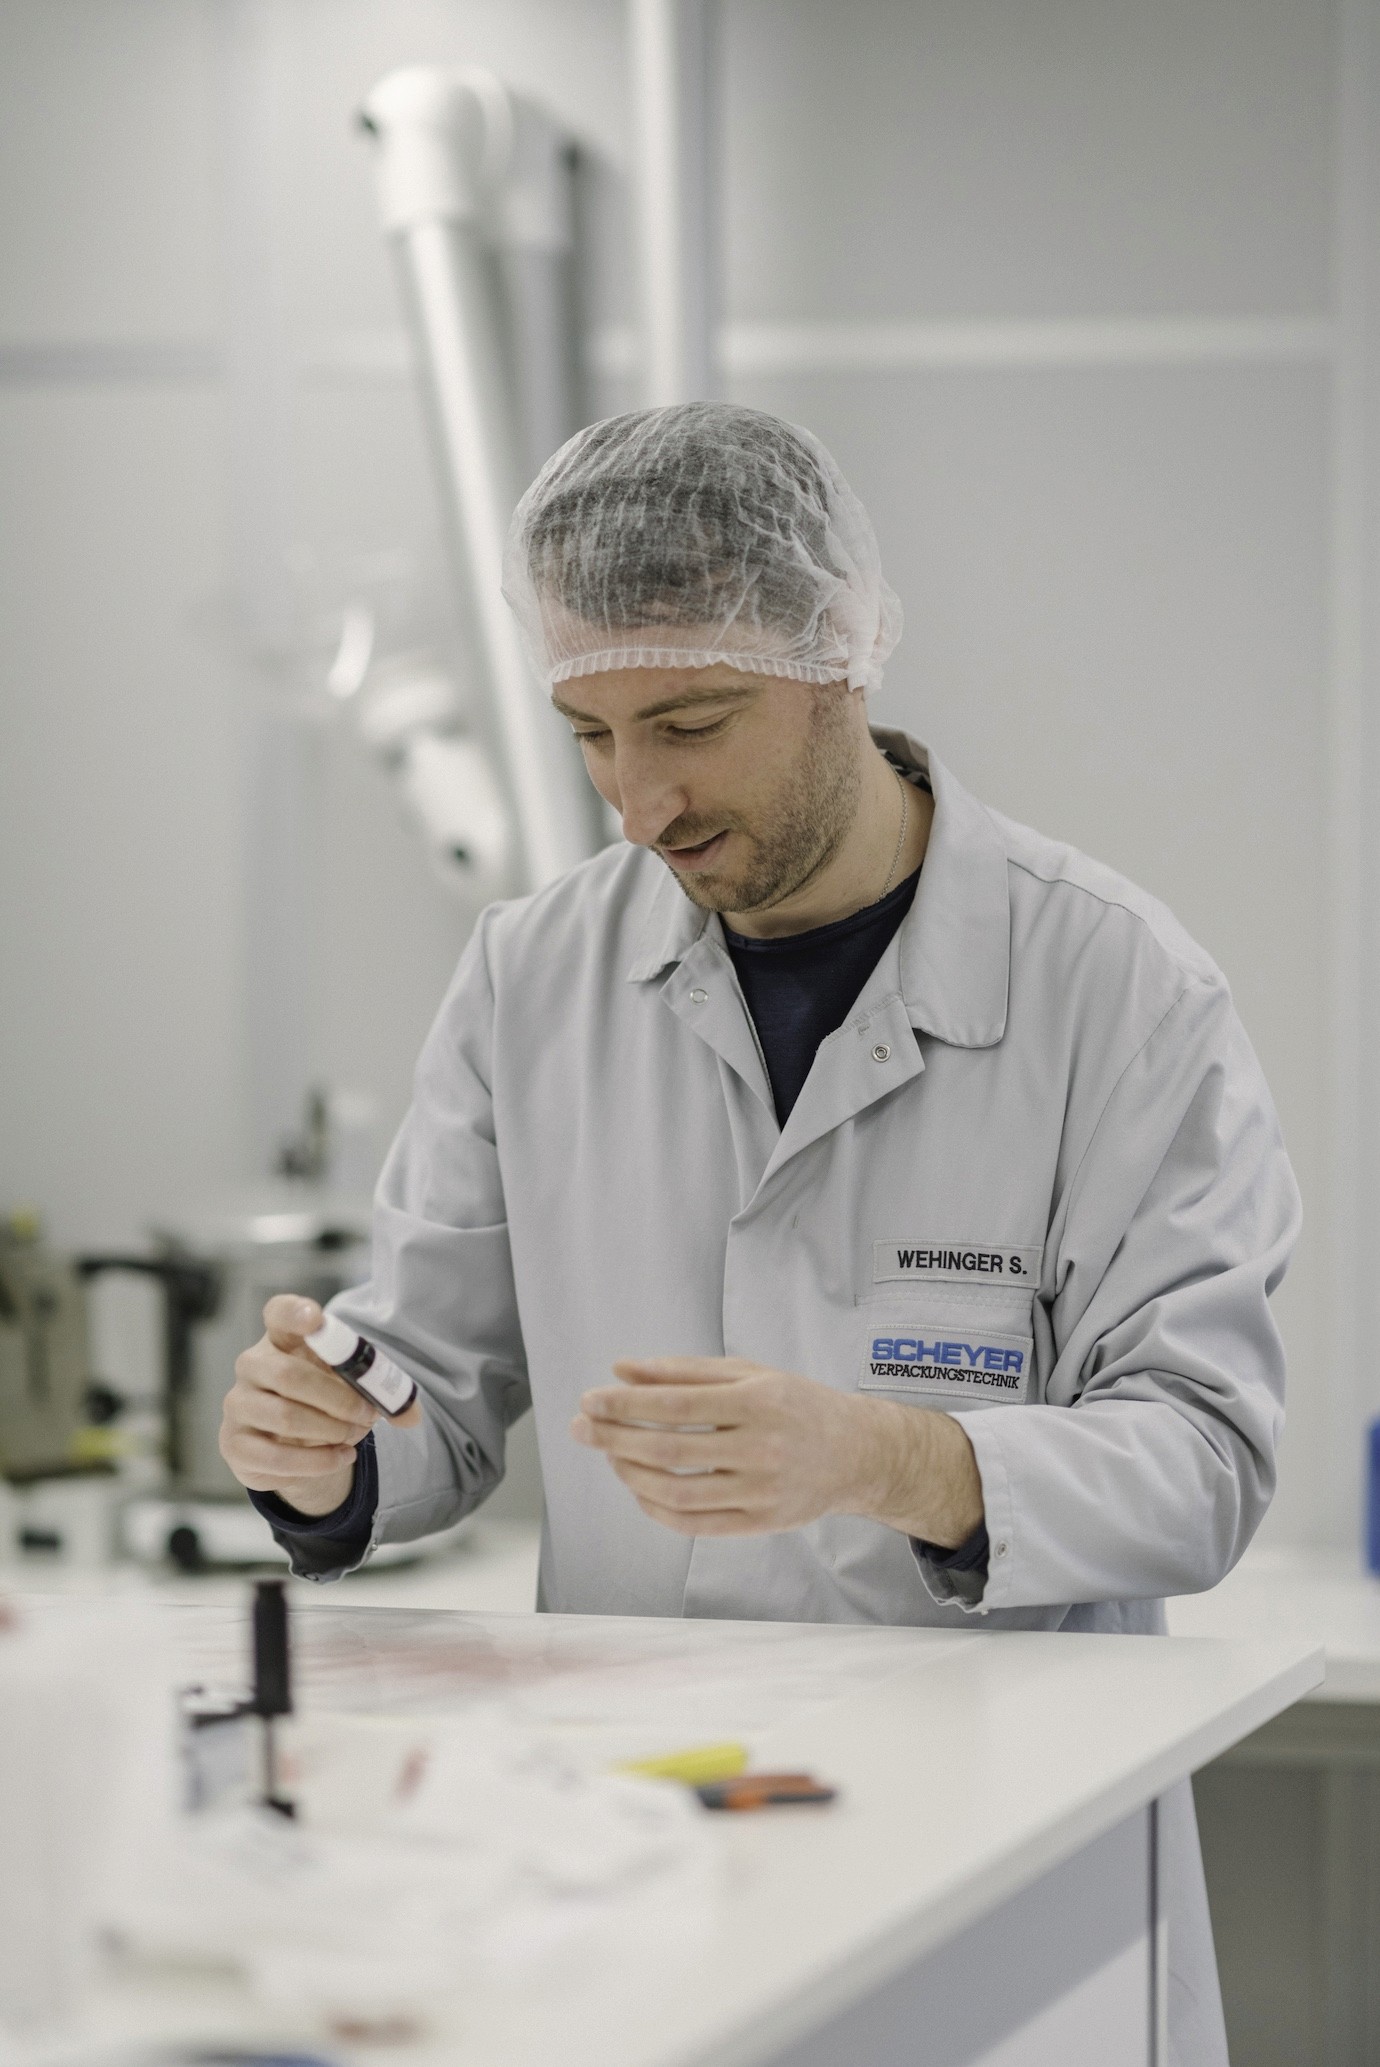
[358, 67, 604, 892]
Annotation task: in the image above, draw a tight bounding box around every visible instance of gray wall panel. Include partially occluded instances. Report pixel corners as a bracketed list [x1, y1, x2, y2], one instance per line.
[724, 0, 1335, 321]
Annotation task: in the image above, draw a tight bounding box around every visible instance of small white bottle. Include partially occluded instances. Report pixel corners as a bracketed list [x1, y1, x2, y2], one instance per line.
[304, 1312, 418, 1418]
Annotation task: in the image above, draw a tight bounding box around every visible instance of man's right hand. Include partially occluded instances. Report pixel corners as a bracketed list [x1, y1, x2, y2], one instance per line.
[220, 1294, 418, 1518]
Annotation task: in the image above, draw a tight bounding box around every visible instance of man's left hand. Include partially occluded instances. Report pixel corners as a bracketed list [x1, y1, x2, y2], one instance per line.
[571, 1356, 983, 1545]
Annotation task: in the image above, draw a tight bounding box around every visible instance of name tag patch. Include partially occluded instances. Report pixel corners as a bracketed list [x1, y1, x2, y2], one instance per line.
[873, 1240, 1041, 1286]
[860, 1325, 1034, 1402]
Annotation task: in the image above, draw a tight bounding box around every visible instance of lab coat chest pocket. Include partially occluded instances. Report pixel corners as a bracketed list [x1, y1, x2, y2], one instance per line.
[858, 1287, 1038, 1410]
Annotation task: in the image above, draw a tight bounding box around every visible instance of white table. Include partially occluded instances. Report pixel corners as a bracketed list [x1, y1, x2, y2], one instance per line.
[1163, 1541, 1380, 2063]
[0, 1516, 546, 1615]
[1166, 1539, 1380, 1701]
[14, 1596, 1317, 2067]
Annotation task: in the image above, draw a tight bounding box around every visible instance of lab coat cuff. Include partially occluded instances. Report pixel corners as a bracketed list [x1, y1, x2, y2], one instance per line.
[956, 1409, 1019, 1611]
[370, 1406, 482, 1543]
[909, 1540, 990, 1611]
[247, 1435, 379, 1583]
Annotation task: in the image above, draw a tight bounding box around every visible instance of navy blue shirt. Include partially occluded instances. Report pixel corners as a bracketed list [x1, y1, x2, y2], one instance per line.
[723, 864, 921, 1124]
[255, 838, 987, 1580]
[252, 1426, 378, 1565]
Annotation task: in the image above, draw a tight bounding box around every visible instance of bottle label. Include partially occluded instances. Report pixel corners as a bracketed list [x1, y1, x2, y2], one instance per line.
[350, 1346, 417, 1416]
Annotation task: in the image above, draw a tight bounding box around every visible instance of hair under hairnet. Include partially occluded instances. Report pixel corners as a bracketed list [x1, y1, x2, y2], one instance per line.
[502, 402, 902, 693]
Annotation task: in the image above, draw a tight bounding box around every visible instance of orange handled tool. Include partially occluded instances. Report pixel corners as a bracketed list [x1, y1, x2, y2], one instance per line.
[694, 1771, 837, 1812]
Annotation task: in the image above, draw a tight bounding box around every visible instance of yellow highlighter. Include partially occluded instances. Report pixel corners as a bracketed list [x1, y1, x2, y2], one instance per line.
[619, 1740, 750, 1786]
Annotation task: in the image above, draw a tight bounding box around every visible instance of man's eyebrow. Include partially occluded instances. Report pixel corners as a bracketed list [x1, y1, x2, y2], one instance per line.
[552, 684, 758, 724]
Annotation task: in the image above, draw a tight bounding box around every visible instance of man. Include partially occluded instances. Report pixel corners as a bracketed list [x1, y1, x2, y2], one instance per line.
[222, 402, 1299, 2066]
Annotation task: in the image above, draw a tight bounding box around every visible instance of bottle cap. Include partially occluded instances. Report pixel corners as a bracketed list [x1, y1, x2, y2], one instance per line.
[305, 1311, 357, 1368]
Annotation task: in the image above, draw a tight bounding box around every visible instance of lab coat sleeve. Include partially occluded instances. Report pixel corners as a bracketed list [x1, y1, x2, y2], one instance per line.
[321, 904, 530, 1561]
[926, 974, 1300, 1615]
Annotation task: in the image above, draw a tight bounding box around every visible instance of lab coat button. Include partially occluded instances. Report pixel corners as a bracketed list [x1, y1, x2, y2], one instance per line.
[994, 1540, 1009, 1558]
[872, 1043, 891, 1062]
[690, 988, 708, 1004]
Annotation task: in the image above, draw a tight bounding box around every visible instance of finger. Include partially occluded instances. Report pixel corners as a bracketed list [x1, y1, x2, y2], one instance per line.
[612, 1356, 756, 1387]
[264, 1293, 325, 1353]
[580, 1382, 746, 1429]
[222, 1430, 359, 1480]
[571, 1415, 733, 1473]
[223, 1393, 360, 1450]
[256, 1308, 425, 1430]
[632, 1496, 759, 1537]
[610, 1456, 750, 1512]
[237, 1346, 378, 1431]
[232, 1386, 373, 1447]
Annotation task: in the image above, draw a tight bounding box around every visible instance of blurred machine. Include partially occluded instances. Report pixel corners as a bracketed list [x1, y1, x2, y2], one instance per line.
[341, 13, 713, 896]
[336, 66, 605, 904]
[0, 20, 718, 1569]
[0, 1199, 370, 1567]
[105, 1193, 375, 1569]
[0, 1211, 99, 1483]
[84, 1198, 369, 1501]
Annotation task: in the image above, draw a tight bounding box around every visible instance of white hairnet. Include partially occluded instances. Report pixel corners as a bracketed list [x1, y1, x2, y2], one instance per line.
[502, 402, 901, 693]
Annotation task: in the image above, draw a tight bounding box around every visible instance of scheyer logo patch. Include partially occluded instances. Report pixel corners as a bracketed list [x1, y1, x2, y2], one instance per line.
[873, 1241, 1042, 1286]
[860, 1325, 1034, 1402]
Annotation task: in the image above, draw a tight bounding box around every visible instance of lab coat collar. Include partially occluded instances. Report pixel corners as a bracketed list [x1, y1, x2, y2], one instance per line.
[880, 731, 1010, 1049]
[626, 730, 1011, 1051]
[625, 860, 716, 982]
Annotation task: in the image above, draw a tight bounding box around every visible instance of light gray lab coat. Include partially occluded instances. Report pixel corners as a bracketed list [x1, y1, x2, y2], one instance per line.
[326, 733, 1300, 2067]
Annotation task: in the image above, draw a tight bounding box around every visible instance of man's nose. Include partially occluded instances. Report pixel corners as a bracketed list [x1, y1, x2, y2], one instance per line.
[614, 755, 689, 849]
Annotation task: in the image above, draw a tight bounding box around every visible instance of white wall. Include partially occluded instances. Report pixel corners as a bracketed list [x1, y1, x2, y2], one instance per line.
[1, 0, 1371, 1545]
[716, 0, 1340, 1544]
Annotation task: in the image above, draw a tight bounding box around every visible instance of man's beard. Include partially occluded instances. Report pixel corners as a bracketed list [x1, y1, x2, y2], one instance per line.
[658, 688, 862, 917]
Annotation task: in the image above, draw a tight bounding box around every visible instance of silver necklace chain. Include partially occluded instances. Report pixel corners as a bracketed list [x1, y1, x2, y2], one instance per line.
[878, 766, 909, 901]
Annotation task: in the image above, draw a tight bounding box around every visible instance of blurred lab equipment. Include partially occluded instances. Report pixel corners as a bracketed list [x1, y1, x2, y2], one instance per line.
[0, 1598, 177, 2035]
[251, 1577, 295, 1817]
[0, 1209, 102, 1481]
[109, 1191, 372, 1567]
[0, 1159, 475, 1574]
[358, 66, 605, 895]
[76, 1246, 222, 1493]
[627, 0, 718, 406]
[0, 1211, 126, 1567]
[324, 610, 514, 904]
[0, 1607, 113, 2029]
[0, 1202, 364, 1570]
[179, 1682, 254, 1814]
[175, 1577, 297, 1818]
[0, 1112, 376, 1569]
[0, 40, 719, 1576]
[111, 1183, 472, 1570]
[336, 11, 719, 897]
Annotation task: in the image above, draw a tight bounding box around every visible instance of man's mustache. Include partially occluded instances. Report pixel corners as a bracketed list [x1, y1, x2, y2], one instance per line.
[656, 813, 746, 850]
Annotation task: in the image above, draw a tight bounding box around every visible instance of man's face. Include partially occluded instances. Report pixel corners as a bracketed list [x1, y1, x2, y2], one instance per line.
[552, 663, 864, 916]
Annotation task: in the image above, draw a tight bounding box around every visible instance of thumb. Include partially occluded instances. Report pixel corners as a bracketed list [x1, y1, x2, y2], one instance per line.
[264, 1292, 324, 1353]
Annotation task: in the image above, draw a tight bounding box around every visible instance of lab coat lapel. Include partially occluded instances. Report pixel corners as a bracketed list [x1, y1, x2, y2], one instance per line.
[627, 865, 777, 1114]
[882, 735, 1010, 1051]
[756, 737, 1011, 1185]
[661, 937, 777, 1117]
[624, 737, 1012, 1187]
[758, 937, 924, 1182]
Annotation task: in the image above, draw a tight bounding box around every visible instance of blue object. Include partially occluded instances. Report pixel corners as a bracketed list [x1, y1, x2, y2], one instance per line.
[1367, 1416, 1380, 1575]
[186, 2053, 341, 2066]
